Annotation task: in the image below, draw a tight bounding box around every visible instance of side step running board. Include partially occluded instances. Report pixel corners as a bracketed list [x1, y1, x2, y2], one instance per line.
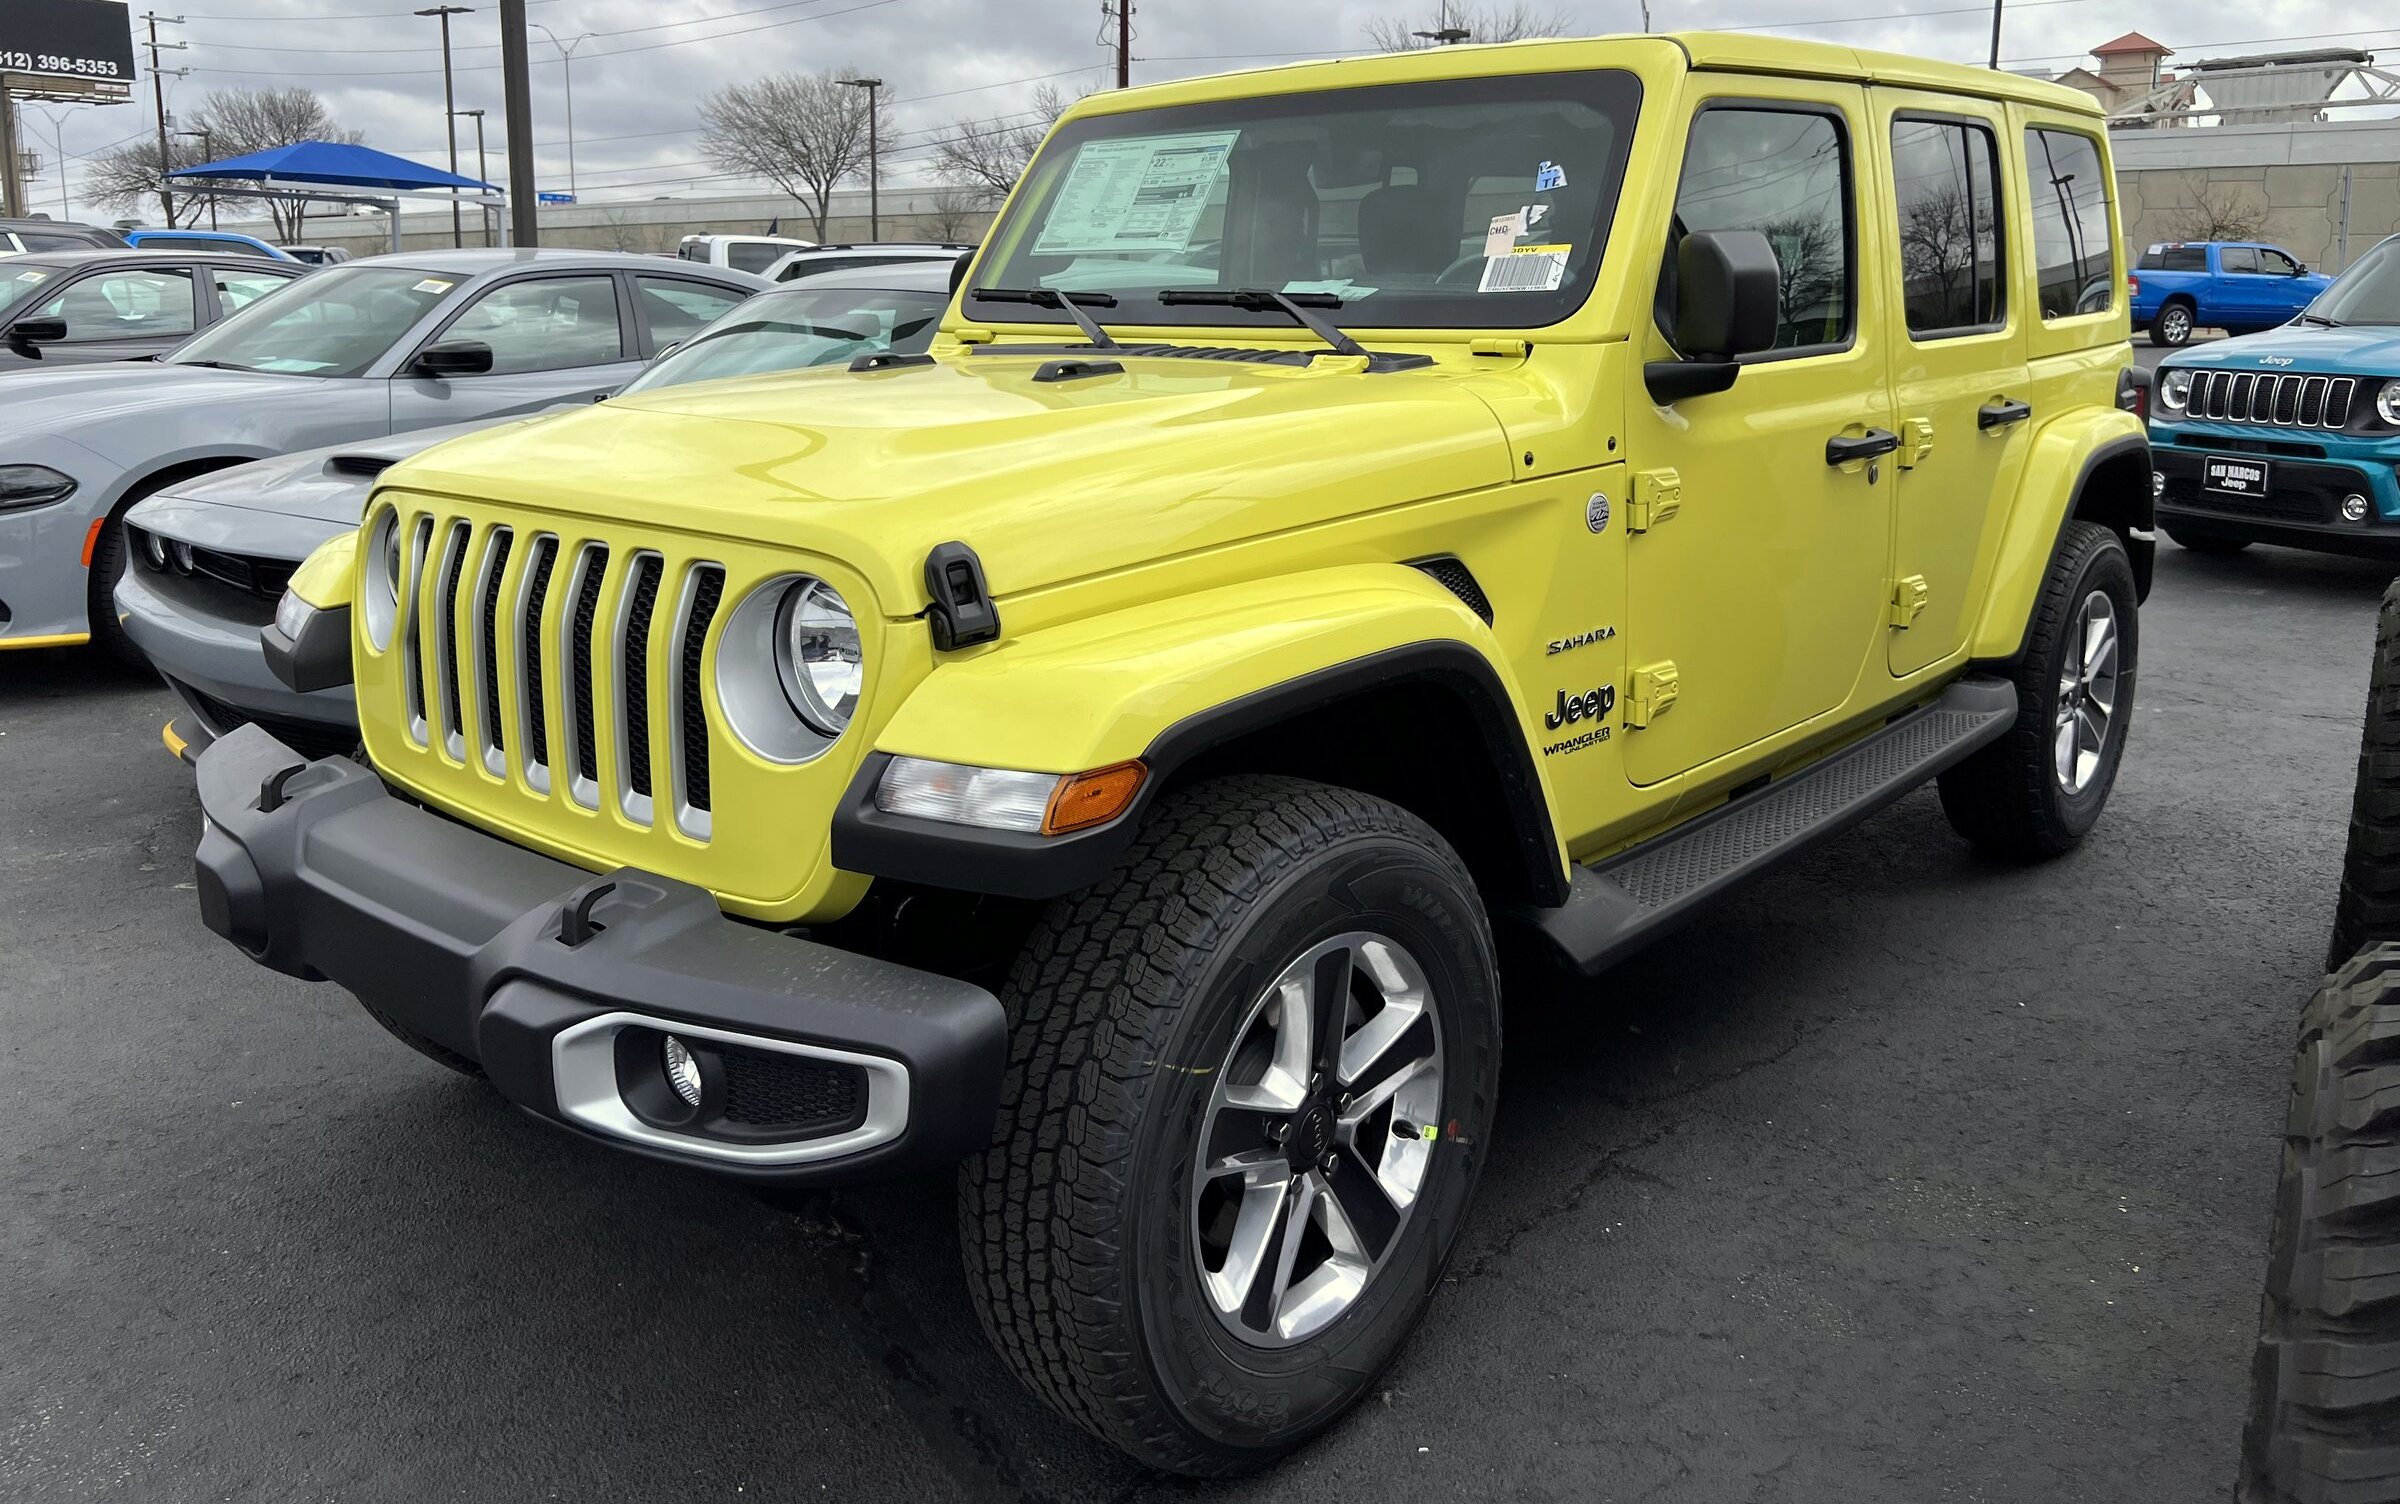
[1501, 675, 2018, 978]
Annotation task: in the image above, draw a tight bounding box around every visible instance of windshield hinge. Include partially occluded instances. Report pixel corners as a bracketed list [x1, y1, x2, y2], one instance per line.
[1470, 337, 1530, 358]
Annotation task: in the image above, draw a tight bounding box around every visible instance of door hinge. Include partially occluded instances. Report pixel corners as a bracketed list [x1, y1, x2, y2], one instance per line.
[1900, 416, 1935, 469]
[1887, 574, 1930, 628]
[1626, 661, 1680, 727]
[1627, 468, 1682, 533]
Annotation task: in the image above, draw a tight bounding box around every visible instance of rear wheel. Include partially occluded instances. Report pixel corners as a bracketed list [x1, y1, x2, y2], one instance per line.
[2237, 946, 2400, 1504]
[2328, 579, 2400, 969]
[2153, 300, 2196, 346]
[85, 508, 145, 669]
[2166, 527, 2252, 555]
[959, 776, 1500, 1475]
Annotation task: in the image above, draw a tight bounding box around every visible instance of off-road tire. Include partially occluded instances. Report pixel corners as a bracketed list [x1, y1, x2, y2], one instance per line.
[358, 999, 484, 1078]
[2236, 945, 2400, 1504]
[2153, 299, 2196, 347]
[1938, 520, 2138, 858]
[2328, 580, 2400, 970]
[958, 775, 1501, 1476]
[2166, 527, 2252, 555]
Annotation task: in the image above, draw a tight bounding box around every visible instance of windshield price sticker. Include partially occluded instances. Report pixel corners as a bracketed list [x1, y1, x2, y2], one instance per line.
[1032, 131, 1240, 256]
[1479, 244, 1571, 294]
[412, 278, 455, 295]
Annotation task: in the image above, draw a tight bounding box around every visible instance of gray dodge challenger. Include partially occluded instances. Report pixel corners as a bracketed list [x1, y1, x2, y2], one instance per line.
[0, 248, 765, 662]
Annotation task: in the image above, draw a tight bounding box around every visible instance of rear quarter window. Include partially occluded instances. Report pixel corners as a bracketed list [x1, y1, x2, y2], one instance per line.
[2024, 127, 2114, 319]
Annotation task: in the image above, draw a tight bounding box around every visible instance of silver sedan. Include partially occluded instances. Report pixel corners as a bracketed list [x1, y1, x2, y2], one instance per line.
[0, 248, 765, 662]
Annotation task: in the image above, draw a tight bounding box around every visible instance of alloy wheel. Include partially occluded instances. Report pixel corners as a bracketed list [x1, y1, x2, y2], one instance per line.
[2054, 589, 2120, 795]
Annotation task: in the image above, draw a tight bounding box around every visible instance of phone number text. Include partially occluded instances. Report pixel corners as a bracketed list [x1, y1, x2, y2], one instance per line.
[0, 51, 125, 78]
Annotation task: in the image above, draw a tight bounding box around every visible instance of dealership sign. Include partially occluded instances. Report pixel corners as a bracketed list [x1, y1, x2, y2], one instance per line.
[1, 0, 136, 96]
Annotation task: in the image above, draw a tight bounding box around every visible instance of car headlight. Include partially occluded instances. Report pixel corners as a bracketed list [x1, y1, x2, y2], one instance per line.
[2379, 380, 2400, 427]
[362, 509, 401, 651]
[2158, 367, 2192, 413]
[774, 577, 861, 735]
[0, 463, 76, 512]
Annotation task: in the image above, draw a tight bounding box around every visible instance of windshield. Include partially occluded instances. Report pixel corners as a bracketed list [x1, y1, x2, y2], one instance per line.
[966, 70, 1639, 334]
[618, 285, 948, 394]
[2307, 238, 2400, 326]
[1, 264, 57, 313]
[167, 264, 456, 376]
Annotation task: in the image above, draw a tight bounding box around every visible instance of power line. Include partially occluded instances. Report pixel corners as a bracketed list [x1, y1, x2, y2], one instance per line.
[179, 0, 859, 53]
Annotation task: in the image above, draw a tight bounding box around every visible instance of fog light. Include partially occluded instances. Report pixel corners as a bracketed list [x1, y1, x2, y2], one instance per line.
[2343, 494, 2371, 523]
[662, 1036, 703, 1106]
[2151, 470, 2165, 499]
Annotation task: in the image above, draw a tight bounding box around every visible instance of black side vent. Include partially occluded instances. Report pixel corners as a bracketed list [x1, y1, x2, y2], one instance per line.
[570, 547, 609, 788]
[680, 566, 724, 815]
[621, 555, 662, 801]
[520, 538, 556, 772]
[325, 454, 398, 479]
[1412, 556, 1494, 625]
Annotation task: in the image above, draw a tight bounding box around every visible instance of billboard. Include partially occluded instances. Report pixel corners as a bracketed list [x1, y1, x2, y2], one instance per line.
[1, 0, 136, 94]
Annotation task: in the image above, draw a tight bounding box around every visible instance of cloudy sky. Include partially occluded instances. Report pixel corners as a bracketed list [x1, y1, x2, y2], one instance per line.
[15, 0, 2367, 223]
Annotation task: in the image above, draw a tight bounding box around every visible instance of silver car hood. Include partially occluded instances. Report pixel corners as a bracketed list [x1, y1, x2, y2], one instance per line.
[0, 362, 327, 454]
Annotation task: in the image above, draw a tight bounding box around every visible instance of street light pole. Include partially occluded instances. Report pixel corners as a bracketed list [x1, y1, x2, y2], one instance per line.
[531, 25, 592, 202]
[454, 107, 488, 245]
[31, 106, 81, 219]
[172, 127, 215, 228]
[416, 5, 473, 247]
[840, 76, 882, 240]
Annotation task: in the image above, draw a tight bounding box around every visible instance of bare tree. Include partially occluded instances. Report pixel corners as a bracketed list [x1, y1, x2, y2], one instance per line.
[1760, 211, 1843, 343]
[183, 87, 362, 240]
[2165, 179, 2266, 243]
[918, 185, 990, 242]
[86, 137, 215, 227]
[697, 69, 875, 241]
[1365, 4, 1569, 50]
[931, 82, 1073, 206]
[1898, 182, 1971, 318]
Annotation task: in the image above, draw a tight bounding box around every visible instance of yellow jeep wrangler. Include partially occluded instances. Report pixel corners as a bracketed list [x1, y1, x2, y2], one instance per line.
[198, 33, 2150, 1475]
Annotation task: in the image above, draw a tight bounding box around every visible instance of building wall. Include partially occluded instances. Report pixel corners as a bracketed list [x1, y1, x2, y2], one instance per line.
[2111, 121, 2400, 271]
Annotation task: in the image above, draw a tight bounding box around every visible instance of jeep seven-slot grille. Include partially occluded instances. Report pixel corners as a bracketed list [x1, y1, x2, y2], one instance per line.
[2184, 369, 2356, 429]
[395, 512, 727, 837]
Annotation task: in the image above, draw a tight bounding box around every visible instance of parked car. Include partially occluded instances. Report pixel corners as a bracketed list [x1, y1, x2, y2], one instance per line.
[761, 241, 976, 282]
[2150, 233, 2400, 556]
[0, 249, 304, 367]
[278, 245, 350, 266]
[0, 217, 130, 254]
[0, 248, 764, 661]
[120, 261, 955, 759]
[2130, 239, 2332, 346]
[122, 228, 295, 261]
[676, 232, 817, 274]
[187, 35, 2151, 1475]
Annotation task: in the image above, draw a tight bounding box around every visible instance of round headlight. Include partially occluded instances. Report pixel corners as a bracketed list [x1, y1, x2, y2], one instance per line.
[362, 509, 401, 651]
[142, 529, 169, 570]
[774, 577, 861, 734]
[2159, 367, 2192, 412]
[2378, 379, 2400, 427]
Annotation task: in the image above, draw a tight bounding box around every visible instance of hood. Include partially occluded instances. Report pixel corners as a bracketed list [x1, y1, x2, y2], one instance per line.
[0, 361, 322, 456]
[144, 415, 533, 529]
[2166, 324, 2400, 373]
[383, 350, 1515, 614]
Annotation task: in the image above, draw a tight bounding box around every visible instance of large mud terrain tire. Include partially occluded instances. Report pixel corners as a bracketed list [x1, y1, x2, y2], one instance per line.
[2328, 580, 2400, 970]
[2237, 946, 2400, 1504]
[959, 776, 1501, 1475]
[1938, 519, 2138, 857]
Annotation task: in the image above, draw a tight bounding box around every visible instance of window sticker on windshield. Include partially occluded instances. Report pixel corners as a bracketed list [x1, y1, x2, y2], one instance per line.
[1484, 210, 1528, 259]
[1524, 204, 1552, 229]
[1282, 279, 1378, 299]
[1031, 130, 1239, 256]
[1534, 160, 1568, 191]
[412, 278, 454, 295]
[1479, 244, 1570, 294]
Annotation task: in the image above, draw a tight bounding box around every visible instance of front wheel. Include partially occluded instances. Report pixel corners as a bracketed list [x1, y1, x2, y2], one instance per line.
[1938, 520, 2138, 858]
[959, 776, 1500, 1476]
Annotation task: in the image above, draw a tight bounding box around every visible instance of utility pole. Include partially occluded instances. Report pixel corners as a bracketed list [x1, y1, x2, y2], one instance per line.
[839, 76, 881, 238]
[531, 25, 592, 202]
[173, 128, 215, 227]
[141, 13, 188, 225]
[416, 5, 472, 247]
[454, 108, 488, 244]
[1987, 0, 2003, 69]
[1106, 1, 1132, 87]
[499, 0, 537, 246]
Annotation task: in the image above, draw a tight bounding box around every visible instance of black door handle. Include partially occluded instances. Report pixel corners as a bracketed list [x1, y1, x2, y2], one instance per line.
[1825, 428, 1900, 466]
[1978, 398, 2032, 430]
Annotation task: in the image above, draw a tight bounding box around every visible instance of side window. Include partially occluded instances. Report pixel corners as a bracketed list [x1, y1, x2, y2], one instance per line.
[439, 275, 625, 374]
[780, 256, 877, 281]
[38, 268, 197, 341]
[1889, 116, 2004, 336]
[726, 243, 784, 274]
[634, 276, 748, 347]
[2162, 245, 2207, 272]
[1670, 106, 1853, 352]
[2260, 247, 2302, 276]
[2024, 128, 2114, 319]
[2220, 246, 2261, 275]
[18, 232, 86, 252]
[213, 267, 293, 313]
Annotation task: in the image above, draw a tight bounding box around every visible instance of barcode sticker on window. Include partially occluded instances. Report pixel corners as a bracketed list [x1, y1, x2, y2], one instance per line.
[1478, 244, 1570, 294]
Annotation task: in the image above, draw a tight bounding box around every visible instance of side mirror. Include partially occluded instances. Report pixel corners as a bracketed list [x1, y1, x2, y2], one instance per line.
[413, 338, 494, 377]
[7, 316, 68, 354]
[1645, 230, 1781, 405]
[949, 252, 973, 295]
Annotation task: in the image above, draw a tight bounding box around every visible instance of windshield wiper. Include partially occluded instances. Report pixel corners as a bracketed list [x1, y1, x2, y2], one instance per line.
[971, 286, 1120, 350]
[177, 359, 258, 371]
[2298, 311, 2344, 328]
[1155, 287, 1369, 360]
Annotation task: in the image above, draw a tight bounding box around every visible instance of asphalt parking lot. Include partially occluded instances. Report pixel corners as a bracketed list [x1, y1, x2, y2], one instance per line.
[3, 468, 2385, 1500]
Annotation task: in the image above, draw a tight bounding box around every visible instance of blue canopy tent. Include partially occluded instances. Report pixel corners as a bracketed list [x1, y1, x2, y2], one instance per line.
[165, 140, 505, 250]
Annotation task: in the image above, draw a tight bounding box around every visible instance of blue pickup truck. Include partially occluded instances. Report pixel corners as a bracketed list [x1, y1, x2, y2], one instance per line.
[2132, 241, 2332, 346]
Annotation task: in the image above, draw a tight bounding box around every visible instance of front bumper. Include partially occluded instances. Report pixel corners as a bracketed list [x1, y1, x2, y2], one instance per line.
[192, 724, 1007, 1184]
[2152, 433, 2400, 556]
[116, 563, 358, 757]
